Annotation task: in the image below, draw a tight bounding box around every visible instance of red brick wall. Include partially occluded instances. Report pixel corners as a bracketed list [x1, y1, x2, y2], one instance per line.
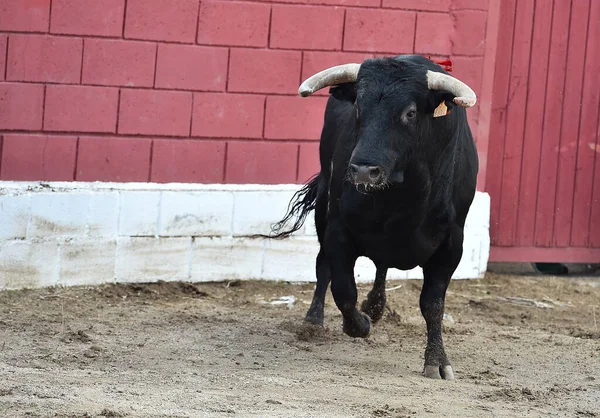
[0, 0, 491, 185]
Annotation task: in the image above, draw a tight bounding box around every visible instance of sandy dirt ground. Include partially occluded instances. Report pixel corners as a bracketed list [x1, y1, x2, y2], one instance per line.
[0, 273, 599, 418]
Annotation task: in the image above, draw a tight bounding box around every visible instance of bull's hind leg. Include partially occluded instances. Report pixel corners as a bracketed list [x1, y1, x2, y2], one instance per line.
[304, 249, 330, 325]
[304, 185, 330, 325]
[326, 221, 370, 338]
[360, 266, 388, 323]
[420, 226, 463, 380]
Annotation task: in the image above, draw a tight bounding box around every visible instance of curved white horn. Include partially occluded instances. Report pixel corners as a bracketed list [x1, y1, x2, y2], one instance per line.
[298, 63, 361, 97]
[426, 70, 477, 107]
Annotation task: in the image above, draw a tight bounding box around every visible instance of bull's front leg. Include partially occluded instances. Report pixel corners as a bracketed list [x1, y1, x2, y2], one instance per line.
[360, 266, 388, 323]
[325, 221, 370, 338]
[420, 227, 463, 380]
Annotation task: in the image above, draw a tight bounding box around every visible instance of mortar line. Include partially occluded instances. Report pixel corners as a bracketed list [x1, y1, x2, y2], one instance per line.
[48, 0, 53, 33]
[195, 0, 202, 44]
[147, 139, 154, 182]
[79, 38, 85, 84]
[72, 137, 80, 180]
[122, 0, 129, 37]
[3, 36, 9, 80]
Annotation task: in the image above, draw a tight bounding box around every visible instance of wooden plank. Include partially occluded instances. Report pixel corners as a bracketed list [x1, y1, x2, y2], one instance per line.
[553, 0, 590, 247]
[474, 0, 503, 192]
[533, 0, 572, 247]
[496, 0, 535, 246]
[515, 0, 554, 247]
[485, 0, 517, 246]
[571, 0, 600, 247]
[490, 246, 600, 263]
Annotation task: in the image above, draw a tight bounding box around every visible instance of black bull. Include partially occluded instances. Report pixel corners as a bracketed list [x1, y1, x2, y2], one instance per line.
[267, 55, 478, 380]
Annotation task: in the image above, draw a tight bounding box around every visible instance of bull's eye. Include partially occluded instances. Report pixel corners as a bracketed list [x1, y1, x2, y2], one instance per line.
[400, 103, 418, 125]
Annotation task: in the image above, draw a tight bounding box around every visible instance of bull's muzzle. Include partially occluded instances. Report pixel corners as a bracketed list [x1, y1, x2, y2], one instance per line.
[349, 164, 384, 185]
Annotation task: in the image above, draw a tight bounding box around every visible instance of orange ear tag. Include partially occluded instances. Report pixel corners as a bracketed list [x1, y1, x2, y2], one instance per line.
[433, 101, 448, 118]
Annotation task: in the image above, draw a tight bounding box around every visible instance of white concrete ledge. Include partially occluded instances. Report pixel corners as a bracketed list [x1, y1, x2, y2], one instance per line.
[0, 182, 490, 290]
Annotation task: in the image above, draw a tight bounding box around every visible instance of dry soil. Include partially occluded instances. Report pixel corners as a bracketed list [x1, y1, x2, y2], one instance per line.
[0, 273, 599, 417]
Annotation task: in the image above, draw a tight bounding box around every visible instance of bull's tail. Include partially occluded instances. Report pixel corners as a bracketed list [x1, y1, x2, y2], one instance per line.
[260, 174, 320, 239]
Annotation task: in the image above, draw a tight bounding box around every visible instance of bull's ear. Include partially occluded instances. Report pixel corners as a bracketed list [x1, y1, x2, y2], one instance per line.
[329, 82, 357, 102]
[430, 90, 456, 116]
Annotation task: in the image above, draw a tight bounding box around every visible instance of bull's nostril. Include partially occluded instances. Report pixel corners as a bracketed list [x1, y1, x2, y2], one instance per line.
[350, 164, 383, 184]
[368, 166, 381, 180]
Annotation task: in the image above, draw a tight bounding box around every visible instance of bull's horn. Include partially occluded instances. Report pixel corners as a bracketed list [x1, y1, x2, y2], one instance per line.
[426, 70, 477, 107]
[298, 63, 361, 97]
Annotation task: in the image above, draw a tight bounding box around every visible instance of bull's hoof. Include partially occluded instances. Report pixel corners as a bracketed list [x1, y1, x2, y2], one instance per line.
[423, 364, 455, 380]
[304, 306, 324, 326]
[360, 293, 386, 323]
[304, 312, 324, 326]
[343, 310, 371, 338]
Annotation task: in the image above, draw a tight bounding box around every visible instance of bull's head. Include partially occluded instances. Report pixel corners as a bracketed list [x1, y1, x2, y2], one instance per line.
[298, 57, 476, 190]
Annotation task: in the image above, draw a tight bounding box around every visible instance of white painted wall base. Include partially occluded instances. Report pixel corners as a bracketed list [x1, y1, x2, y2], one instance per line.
[0, 182, 490, 290]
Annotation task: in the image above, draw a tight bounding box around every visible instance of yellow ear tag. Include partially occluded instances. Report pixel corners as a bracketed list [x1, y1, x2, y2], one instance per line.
[433, 101, 448, 118]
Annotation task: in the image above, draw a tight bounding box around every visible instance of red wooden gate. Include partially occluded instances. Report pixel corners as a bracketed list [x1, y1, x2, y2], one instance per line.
[486, 0, 600, 262]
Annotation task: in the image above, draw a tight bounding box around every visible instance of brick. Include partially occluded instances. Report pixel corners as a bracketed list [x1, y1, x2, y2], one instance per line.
[270, 5, 344, 50]
[344, 9, 416, 54]
[262, 237, 319, 281]
[298, 143, 320, 182]
[159, 191, 234, 236]
[302, 51, 374, 95]
[465, 192, 490, 230]
[76, 137, 152, 182]
[232, 190, 296, 236]
[414, 12, 453, 55]
[82, 39, 156, 87]
[155, 44, 228, 91]
[191, 237, 264, 281]
[228, 48, 301, 95]
[0, 134, 77, 181]
[151, 139, 226, 183]
[118, 192, 159, 236]
[28, 192, 90, 238]
[0, 240, 60, 289]
[382, 0, 450, 12]
[198, 1, 270, 47]
[0, 0, 50, 32]
[0, 195, 30, 240]
[125, 0, 199, 43]
[264, 96, 328, 140]
[460, 59, 480, 127]
[119, 89, 192, 136]
[451, 10, 487, 56]
[51, 0, 125, 36]
[452, 56, 484, 102]
[304, 206, 316, 236]
[0, 83, 44, 130]
[60, 239, 116, 286]
[0, 35, 7, 81]
[88, 192, 119, 237]
[44, 85, 118, 132]
[7, 34, 82, 83]
[452, 0, 488, 10]
[225, 141, 298, 184]
[116, 237, 191, 282]
[192, 93, 264, 138]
